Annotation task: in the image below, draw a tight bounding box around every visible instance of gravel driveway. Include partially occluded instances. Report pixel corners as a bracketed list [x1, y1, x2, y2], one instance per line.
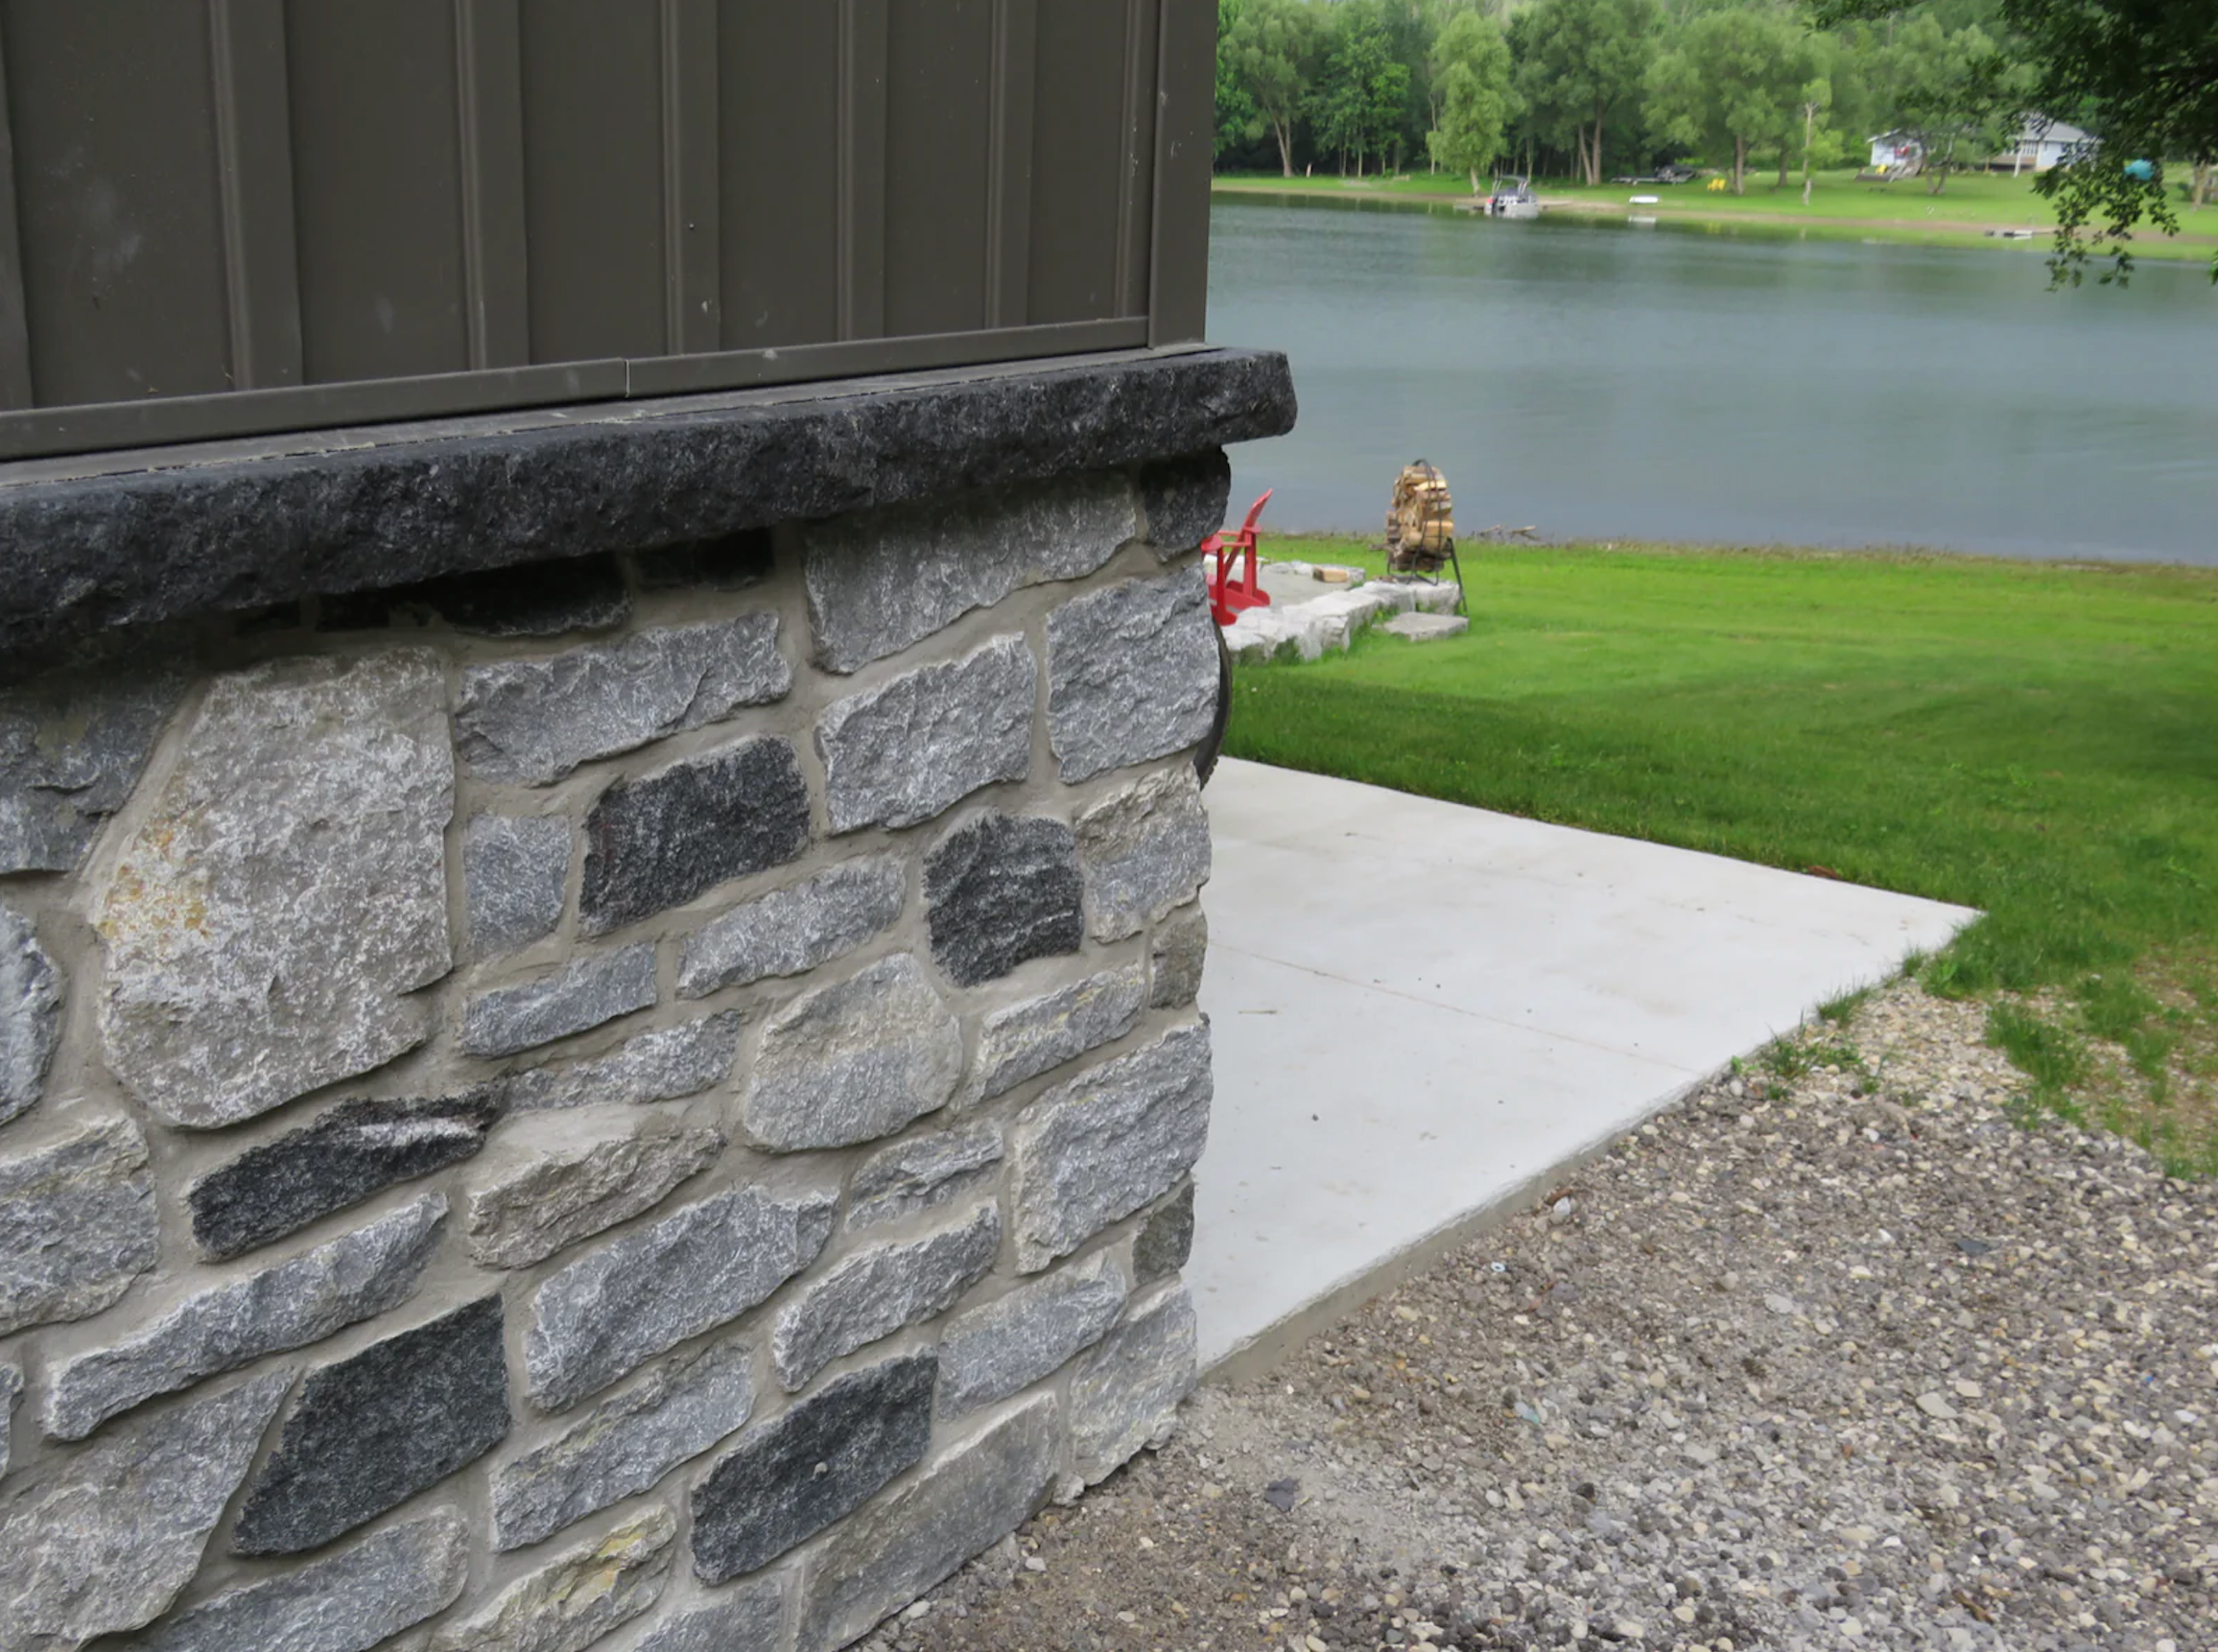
[890, 980, 2216, 1652]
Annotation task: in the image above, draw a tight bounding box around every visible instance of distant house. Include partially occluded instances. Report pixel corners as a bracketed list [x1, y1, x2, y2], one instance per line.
[1867, 130, 1924, 174]
[2000, 115, 2100, 174]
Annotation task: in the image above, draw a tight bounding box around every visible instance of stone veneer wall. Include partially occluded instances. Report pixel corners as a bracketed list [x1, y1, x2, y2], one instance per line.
[0, 451, 1237, 1652]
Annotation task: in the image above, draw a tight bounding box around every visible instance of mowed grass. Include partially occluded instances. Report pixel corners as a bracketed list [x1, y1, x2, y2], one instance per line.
[1224, 538, 2218, 1171]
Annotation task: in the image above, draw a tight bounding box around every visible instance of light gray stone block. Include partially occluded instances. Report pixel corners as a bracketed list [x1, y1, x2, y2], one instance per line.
[937, 1250, 1128, 1419]
[847, 1122, 1003, 1231]
[1045, 568, 1218, 784]
[771, 1201, 1002, 1391]
[794, 1394, 1062, 1651]
[0, 1372, 292, 1645]
[965, 962, 1146, 1105]
[676, 856, 905, 998]
[126, 1509, 469, 1652]
[528, 1184, 837, 1409]
[1069, 1282, 1197, 1483]
[465, 814, 571, 959]
[1, 1361, 19, 1478]
[740, 954, 962, 1153]
[1, 905, 60, 1126]
[815, 635, 1035, 832]
[426, 1505, 675, 1652]
[1008, 1023, 1212, 1271]
[499, 1012, 741, 1112]
[1074, 767, 1211, 943]
[456, 614, 790, 786]
[0, 662, 182, 874]
[44, 1192, 446, 1441]
[0, 1117, 157, 1335]
[634, 1582, 787, 1652]
[92, 652, 454, 1129]
[804, 475, 1138, 673]
[493, 1338, 752, 1551]
[1148, 904, 1208, 1009]
[1378, 609, 1469, 641]
[461, 945, 657, 1058]
[465, 1112, 726, 1270]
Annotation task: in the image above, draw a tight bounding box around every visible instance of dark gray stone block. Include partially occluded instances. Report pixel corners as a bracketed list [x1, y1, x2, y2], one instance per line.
[690, 1354, 936, 1583]
[464, 815, 571, 959]
[1, 904, 61, 1126]
[635, 528, 776, 591]
[1139, 449, 1231, 558]
[187, 1092, 502, 1261]
[320, 555, 628, 637]
[1133, 1180, 1196, 1285]
[581, 738, 811, 934]
[0, 349, 1297, 663]
[460, 945, 658, 1059]
[923, 813, 1083, 988]
[0, 663, 183, 872]
[232, 1296, 510, 1556]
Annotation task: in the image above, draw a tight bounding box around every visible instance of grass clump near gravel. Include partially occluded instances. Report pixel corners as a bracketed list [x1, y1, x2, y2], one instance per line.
[1222, 539, 2218, 1173]
[901, 982, 2218, 1652]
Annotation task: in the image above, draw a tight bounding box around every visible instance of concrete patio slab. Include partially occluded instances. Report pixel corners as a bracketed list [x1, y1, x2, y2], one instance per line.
[1192, 758, 1977, 1378]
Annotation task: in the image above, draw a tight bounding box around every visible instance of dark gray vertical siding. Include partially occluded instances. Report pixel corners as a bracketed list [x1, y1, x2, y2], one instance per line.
[0, 0, 1216, 459]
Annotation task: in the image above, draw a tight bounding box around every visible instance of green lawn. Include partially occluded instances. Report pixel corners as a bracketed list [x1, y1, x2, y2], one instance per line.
[1224, 538, 2218, 1172]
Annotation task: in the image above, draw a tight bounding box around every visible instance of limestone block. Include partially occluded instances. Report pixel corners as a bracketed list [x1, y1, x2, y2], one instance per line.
[923, 812, 1083, 988]
[233, 1296, 509, 1555]
[1, 905, 60, 1125]
[1133, 1180, 1197, 1285]
[93, 652, 454, 1129]
[499, 1012, 740, 1112]
[426, 1505, 675, 1652]
[690, 1354, 935, 1582]
[187, 1092, 499, 1261]
[580, 737, 811, 934]
[0, 1372, 291, 1645]
[465, 1112, 726, 1270]
[634, 1583, 787, 1652]
[936, 1249, 1127, 1419]
[127, 1509, 469, 1652]
[770, 1203, 1001, 1392]
[0, 662, 182, 874]
[677, 856, 906, 998]
[0, 1117, 157, 1335]
[527, 1184, 837, 1409]
[846, 1122, 1003, 1232]
[740, 955, 962, 1152]
[1070, 1282, 1197, 1483]
[1045, 568, 1218, 784]
[815, 636, 1035, 832]
[46, 1192, 447, 1442]
[1074, 767, 1211, 943]
[1009, 1024, 1212, 1271]
[1148, 904, 1208, 1009]
[794, 1394, 1062, 1651]
[465, 815, 571, 959]
[493, 1337, 753, 1551]
[455, 614, 790, 786]
[1379, 610, 1469, 642]
[460, 945, 657, 1058]
[804, 476, 1138, 673]
[1139, 449, 1231, 559]
[966, 962, 1146, 1104]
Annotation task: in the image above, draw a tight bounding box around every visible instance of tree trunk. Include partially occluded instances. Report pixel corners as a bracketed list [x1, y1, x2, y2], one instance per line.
[1470, 166, 1482, 197]
[1802, 104, 1816, 206]
[1589, 101, 1607, 186]
[1275, 119, 1294, 177]
[1733, 133, 1747, 196]
[2194, 159, 2212, 207]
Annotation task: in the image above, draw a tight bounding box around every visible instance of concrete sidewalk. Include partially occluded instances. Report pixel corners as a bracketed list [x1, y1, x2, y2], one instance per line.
[1191, 758, 1976, 1377]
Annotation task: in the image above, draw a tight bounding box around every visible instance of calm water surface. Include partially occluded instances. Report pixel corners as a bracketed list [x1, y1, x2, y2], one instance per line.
[1210, 198, 2215, 562]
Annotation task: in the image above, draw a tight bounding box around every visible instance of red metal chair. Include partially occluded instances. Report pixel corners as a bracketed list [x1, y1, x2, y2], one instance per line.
[1202, 488, 1273, 626]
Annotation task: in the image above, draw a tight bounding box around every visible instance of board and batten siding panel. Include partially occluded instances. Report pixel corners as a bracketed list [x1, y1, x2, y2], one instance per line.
[884, 0, 993, 340]
[284, 0, 471, 383]
[0, 0, 234, 407]
[719, 0, 839, 349]
[1026, 0, 1133, 326]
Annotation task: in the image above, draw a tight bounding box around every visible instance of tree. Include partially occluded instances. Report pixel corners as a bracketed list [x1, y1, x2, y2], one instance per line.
[1815, 0, 2218, 283]
[1428, 11, 1521, 190]
[1223, 0, 1325, 177]
[1513, 0, 1660, 185]
[1310, 3, 1413, 176]
[1877, 16, 2023, 195]
[1215, 0, 1266, 158]
[1646, 6, 1822, 195]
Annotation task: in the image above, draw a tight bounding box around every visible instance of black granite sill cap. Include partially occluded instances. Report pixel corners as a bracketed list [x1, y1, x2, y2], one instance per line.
[0, 344, 1296, 660]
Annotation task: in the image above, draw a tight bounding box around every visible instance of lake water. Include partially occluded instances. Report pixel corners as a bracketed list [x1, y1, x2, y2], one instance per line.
[1208, 196, 2216, 563]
